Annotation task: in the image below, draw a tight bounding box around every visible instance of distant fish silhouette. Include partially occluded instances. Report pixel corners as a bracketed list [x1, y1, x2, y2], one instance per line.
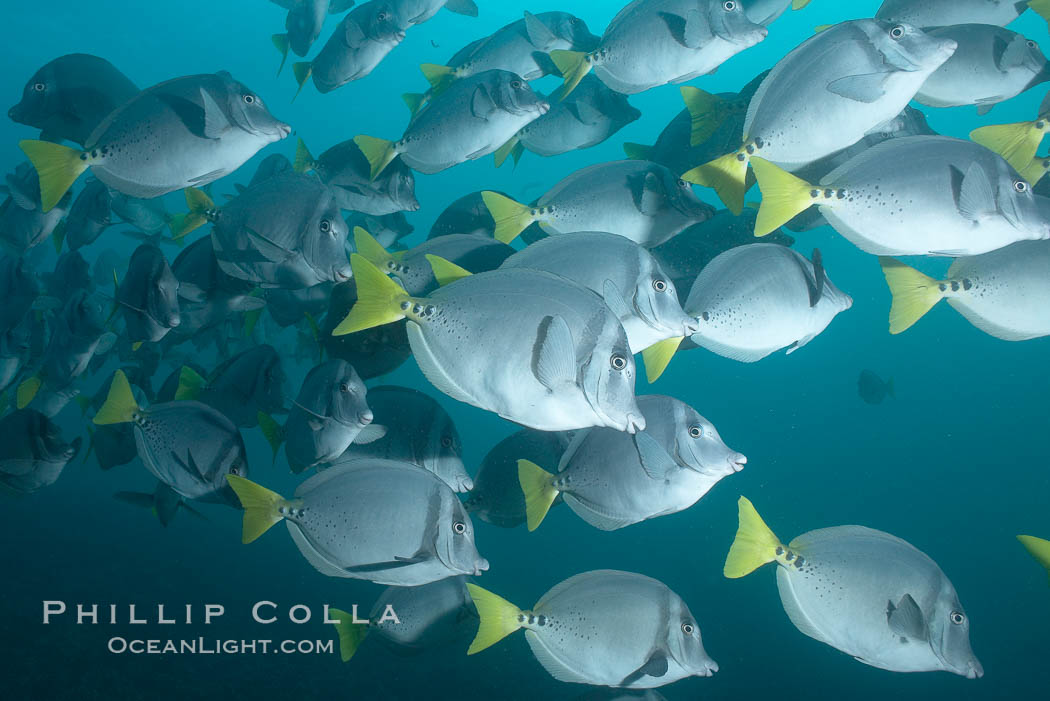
[858, 370, 894, 405]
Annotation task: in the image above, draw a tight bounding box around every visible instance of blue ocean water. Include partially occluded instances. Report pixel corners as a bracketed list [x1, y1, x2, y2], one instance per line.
[1, 1, 1049, 699]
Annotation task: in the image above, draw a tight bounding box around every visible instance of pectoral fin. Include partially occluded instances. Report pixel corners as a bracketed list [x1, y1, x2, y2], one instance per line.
[532, 315, 576, 390]
[887, 593, 928, 641]
[619, 652, 669, 687]
[826, 73, 890, 103]
[950, 163, 996, 221]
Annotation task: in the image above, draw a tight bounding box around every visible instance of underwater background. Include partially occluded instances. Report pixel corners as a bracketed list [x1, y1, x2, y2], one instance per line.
[1, 0, 1049, 699]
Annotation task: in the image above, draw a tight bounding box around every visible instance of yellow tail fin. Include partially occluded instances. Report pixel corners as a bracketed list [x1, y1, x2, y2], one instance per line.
[682, 150, 750, 215]
[878, 257, 946, 334]
[724, 496, 783, 578]
[93, 370, 141, 425]
[353, 226, 395, 270]
[751, 157, 817, 237]
[1021, 155, 1050, 186]
[19, 139, 89, 212]
[680, 87, 727, 147]
[970, 121, 1045, 175]
[1017, 535, 1050, 585]
[257, 412, 284, 466]
[481, 191, 535, 244]
[420, 63, 455, 94]
[622, 142, 653, 160]
[272, 33, 290, 76]
[170, 187, 216, 239]
[493, 135, 521, 168]
[294, 138, 315, 173]
[518, 459, 559, 532]
[225, 474, 293, 544]
[793, 0, 812, 8]
[353, 135, 398, 181]
[1030, 0, 1050, 28]
[402, 92, 427, 117]
[329, 608, 370, 662]
[52, 219, 66, 253]
[292, 62, 312, 101]
[174, 365, 207, 401]
[641, 336, 684, 384]
[425, 254, 472, 286]
[465, 583, 524, 655]
[332, 254, 413, 336]
[550, 50, 592, 100]
[15, 375, 42, 409]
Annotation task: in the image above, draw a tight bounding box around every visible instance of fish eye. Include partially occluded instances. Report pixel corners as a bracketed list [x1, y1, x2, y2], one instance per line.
[681, 622, 694, 635]
[689, 425, 703, 438]
[243, 94, 255, 104]
[441, 435, 453, 448]
[1014, 180, 1029, 193]
[338, 382, 350, 392]
[950, 611, 965, 625]
[377, 11, 388, 20]
[890, 25, 905, 40]
[1028, 40, 1038, 49]
[320, 219, 332, 233]
[652, 279, 667, 292]
[453, 521, 466, 535]
[610, 353, 628, 371]
[32, 82, 45, 92]
[229, 463, 242, 476]
[571, 17, 580, 25]
[722, 0, 736, 10]
[511, 79, 524, 89]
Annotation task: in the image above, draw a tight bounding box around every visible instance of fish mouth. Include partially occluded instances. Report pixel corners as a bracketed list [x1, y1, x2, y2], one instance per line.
[537, 100, 551, 115]
[936, 38, 959, 61]
[334, 267, 352, 282]
[8, 104, 22, 121]
[358, 410, 373, 425]
[963, 659, 983, 679]
[729, 453, 747, 473]
[624, 412, 645, 434]
[473, 557, 489, 575]
[697, 658, 719, 677]
[275, 121, 292, 139]
[1027, 62, 1050, 91]
[681, 315, 700, 335]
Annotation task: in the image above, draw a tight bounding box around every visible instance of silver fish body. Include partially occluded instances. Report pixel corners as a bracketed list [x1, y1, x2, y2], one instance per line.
[814, 136, 1050, 256]
[211, 172, 351, 289]
[132, 400, 247, 505]
[742, 20, 956, 168]
[283, 460, 487, 585]
[81, 72, 289, 199]
[775, 526, 982, 678]
[915, 25, 1049, 112]
[528, 160, 714, 247]
[545, 395, 744, 530]
[395, 69, 549, 174]
[586, 0, 767, 95]
[341, 384, 470, 492]
[685, 244, 852, 362]
[284, 359, 374, 472]
[9, 53, 139, 146]
[514, 570, 717, 688]
[517, 76, 640, 157]
[500, 232, 696, 353]
[117, 244, 180, 343]
[401, 268, 643, 433]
